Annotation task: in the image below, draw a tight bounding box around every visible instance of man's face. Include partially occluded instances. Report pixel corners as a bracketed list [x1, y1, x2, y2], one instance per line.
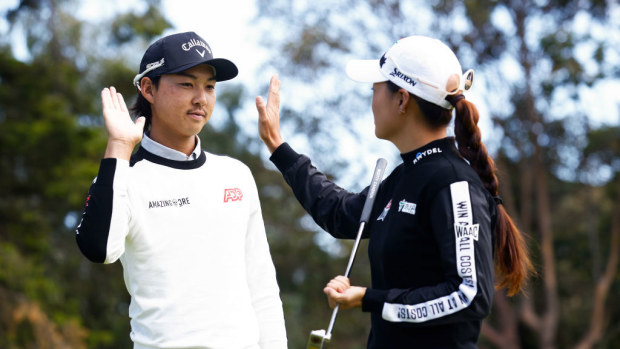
[148, 64, 216, 143]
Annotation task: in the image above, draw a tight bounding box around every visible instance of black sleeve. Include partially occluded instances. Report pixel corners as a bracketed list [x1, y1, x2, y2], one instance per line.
[269, 143, 368, 239]
[75, 158, 117, 263]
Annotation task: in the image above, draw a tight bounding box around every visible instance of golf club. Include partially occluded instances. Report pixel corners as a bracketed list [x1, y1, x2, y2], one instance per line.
[306, 158, 388, 349]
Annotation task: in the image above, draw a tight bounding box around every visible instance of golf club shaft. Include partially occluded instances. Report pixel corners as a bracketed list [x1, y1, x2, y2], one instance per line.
[310, 158, 387, 349]
[343, 221, 367, 278]
[323, 159, 387, 343]
[323, 221, 366, 341]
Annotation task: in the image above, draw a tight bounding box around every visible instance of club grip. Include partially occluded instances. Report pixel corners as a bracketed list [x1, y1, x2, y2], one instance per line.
[359, 158, 387, 223]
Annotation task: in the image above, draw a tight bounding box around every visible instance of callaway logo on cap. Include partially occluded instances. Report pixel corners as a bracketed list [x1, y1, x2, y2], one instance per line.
[133, 31, 238, 90]
[345, 36, 474, 110]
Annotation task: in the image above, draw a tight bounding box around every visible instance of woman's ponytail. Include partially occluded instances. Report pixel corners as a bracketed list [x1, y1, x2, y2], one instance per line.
[450, 95, 534, 296]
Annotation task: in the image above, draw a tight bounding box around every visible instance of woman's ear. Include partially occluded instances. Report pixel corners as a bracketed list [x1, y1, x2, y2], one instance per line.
[140, 77, 155, 103]
[398, 88, 410, 114]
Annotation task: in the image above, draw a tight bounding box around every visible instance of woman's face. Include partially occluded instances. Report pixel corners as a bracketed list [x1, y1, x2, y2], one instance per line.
[371, 82, 402, 141]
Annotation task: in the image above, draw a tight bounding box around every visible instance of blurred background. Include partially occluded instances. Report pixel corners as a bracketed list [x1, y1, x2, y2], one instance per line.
[0, 0, 619, 348]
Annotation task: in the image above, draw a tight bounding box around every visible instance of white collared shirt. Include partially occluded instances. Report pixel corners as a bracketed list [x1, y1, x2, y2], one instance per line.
[141, 133, 202, 161]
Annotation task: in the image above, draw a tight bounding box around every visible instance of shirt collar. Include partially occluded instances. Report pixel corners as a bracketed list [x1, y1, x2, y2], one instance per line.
[141, 133, 203, 161]
[401, 137, 455, 166]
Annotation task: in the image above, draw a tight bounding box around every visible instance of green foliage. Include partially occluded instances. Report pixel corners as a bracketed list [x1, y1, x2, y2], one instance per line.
[0, 0, 169, 347]
[0, 243, 52, 297]
[110, 3, 172, 45]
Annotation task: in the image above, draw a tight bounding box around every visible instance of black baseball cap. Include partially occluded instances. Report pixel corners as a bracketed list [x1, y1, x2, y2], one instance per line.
[133, 31, 238, 89]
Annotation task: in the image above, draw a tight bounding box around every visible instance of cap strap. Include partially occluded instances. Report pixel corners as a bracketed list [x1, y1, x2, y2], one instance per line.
[133, 58, 165, 91]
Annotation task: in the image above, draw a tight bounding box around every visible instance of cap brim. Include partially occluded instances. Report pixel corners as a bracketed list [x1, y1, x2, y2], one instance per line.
[166, 58, 238, 82]
[207, 58, 238, 82]
[345, 59, 387, 83]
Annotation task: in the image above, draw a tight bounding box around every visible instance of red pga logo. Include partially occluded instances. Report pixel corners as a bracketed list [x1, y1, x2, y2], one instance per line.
[223, 188, 243, 202]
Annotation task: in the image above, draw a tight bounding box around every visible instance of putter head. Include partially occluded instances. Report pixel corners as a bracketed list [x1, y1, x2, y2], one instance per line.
[307, 329, 331, 349]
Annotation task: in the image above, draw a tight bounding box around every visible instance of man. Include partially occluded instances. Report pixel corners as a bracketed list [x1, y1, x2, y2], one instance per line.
[76, 31, 287, 349]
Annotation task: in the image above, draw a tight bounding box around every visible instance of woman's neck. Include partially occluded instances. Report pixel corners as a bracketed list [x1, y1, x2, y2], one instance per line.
[391, 121, 448, 154]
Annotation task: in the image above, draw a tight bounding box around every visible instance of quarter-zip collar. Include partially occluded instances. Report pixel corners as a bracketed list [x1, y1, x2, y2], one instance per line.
[401, 137, 456, 167]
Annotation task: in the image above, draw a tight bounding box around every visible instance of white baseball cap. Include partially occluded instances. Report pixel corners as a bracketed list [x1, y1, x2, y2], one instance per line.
[346, 35, 474, 109]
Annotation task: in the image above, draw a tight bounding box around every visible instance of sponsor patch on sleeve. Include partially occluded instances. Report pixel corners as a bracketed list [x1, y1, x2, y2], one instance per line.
[454, 223, 479, 241]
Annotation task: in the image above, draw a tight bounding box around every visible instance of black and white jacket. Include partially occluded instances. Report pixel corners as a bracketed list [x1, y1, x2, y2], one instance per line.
[270, 137, 495, 349]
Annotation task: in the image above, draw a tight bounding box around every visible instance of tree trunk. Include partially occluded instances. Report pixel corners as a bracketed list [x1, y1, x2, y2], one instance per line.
[573, 178, 620, 349]
[481, 290, 522, 349]
[534, 152, 559, 349]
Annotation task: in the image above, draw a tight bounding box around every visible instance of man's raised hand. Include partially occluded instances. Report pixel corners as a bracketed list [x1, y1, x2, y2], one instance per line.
[102, 87, 145, 160]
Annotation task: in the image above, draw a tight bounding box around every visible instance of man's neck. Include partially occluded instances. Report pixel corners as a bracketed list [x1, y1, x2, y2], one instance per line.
[148, 129, 197, 156]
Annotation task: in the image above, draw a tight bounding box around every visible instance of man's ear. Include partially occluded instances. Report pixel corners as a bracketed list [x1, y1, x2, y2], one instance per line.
[140, 77, 155, 103]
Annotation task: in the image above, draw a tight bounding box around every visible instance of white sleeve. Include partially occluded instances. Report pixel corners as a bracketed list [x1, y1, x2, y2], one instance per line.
[75, 158, 131, 264]
[244, 172, 288, 349]
[104, 159, 131, 263]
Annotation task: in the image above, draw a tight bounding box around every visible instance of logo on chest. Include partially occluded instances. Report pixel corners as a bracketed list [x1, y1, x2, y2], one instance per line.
[148, 197, 191, 209]
[398, 199, 416, 215]
[224, 188, 243, 202]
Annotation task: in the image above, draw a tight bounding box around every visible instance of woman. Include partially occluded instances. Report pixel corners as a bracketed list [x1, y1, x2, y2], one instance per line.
[256, 35, 532, 348]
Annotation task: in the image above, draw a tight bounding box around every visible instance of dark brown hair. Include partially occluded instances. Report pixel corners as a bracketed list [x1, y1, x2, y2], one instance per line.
[130, 76, 161, 131]
[387, 80, 533, 296]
